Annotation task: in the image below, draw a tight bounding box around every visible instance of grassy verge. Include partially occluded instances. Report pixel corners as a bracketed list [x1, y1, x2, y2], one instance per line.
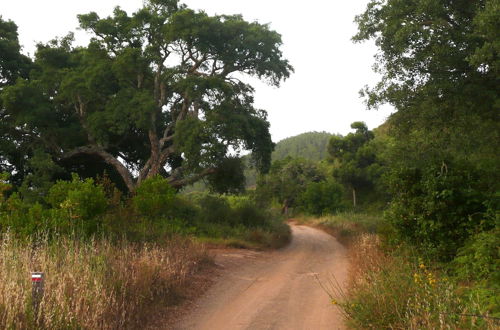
[193, 218, 291, 250]
[299, 213, 499, 329]
[295, 212, 383, 246]
[0, 233, 209, 329]
[0, 176, 292, 328]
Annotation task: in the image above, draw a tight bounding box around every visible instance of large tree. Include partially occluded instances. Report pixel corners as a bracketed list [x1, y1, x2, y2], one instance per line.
[256, 157, 326, 214]
[354, 0, 499, 166]
[327, 122, 379, 207]
[1, 0, 293, 192]
[0, 17, 33, 185]
[355, 0, 499, 257]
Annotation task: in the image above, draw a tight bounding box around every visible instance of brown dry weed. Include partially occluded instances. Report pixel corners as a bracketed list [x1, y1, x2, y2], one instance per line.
[0, 232, 208, 329]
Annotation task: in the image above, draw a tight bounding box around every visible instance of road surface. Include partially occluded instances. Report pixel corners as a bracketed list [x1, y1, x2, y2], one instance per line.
[175, 225, 348, 330]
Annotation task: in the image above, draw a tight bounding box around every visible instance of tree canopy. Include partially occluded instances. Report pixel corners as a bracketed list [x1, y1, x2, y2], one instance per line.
[1, 0, 293, 193]
[355, 0, 499, 169]
[256, 157, 326, 213]
[355, 0, 499, 258]
[328, 122, 380, 206]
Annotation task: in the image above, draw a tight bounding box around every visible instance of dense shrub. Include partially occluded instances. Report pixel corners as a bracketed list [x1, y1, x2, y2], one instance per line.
[452, 226, 500, 316]
[299, 180, 344, 216]
[385, 163, 490, 260]
[0, 194, 47, 235]
[47, 174, 107, 220]
[1, 173, 290, 248]
[454, 227, 500, 284]
[193, 193, 233, 225]
[0, 173, 11, 200]
[132, 176, 177, 218]
[227, 195, 268, 227]
[0, 174, 108, 235]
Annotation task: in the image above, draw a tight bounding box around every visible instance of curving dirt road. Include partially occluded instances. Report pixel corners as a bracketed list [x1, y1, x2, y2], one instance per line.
[175, 225, 349, 330]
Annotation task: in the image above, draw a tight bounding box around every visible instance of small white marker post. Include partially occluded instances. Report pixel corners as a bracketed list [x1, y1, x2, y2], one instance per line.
[31, 272, 44, 316]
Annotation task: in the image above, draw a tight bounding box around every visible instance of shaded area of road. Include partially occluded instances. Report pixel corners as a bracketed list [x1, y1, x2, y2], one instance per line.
[175, 225, 348, 330]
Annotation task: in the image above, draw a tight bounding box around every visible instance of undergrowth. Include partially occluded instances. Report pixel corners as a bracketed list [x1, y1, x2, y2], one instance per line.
[0, 232, 208, 329]
[301, 213, 499, 329]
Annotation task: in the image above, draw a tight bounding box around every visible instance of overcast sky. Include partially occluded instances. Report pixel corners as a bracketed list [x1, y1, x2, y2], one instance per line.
[1, 0, 393, 142]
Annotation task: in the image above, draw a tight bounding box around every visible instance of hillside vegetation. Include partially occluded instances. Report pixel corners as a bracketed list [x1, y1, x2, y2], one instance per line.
[272, 131, 334, 162]
[244, 131, 333, 188]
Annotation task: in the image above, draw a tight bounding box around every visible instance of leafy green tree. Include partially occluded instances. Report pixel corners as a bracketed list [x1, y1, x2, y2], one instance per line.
[0, 17, 31, 87]
[354, 0, 499, 169]
[0, 17, 33, 185]
[1, 1, 293, 192]
[132, 175, 176, 218]
[256, 157, 325, 214]
[328, 122, 379, 207]
[355, 0, 499, 258]
[299, 180, 344, 216]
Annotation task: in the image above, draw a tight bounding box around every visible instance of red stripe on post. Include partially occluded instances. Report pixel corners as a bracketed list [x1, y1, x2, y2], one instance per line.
[31, 273, 43, 281]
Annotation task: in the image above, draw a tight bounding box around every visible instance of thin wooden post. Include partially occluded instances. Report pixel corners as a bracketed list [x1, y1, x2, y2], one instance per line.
[31, 272, 44, 317]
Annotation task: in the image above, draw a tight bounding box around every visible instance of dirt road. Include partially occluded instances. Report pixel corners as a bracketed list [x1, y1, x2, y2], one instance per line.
[175, 225, 348, 330]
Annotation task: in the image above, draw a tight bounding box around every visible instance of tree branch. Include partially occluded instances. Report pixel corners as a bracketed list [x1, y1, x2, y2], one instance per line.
[62, 146, 136, 191]
[168, 167, 217, 188]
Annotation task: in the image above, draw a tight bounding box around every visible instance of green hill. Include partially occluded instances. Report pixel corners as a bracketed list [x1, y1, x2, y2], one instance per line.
[184, 131, 335, 191]
[272, 131, 334, 162]
[245, 131, 334, 187]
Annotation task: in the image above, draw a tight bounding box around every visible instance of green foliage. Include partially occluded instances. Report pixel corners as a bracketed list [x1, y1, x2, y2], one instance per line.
[0, 17, 33, 184]
[356, 0, 499, 257]
[18, 150, 64, 204]
[256, 157, 326, 212]
[328, 122, 382, 207]
[0, 2, 293, 192]
[385, 162, 490, 259]
[0, 174, 107, 236]
[0, 16, 32, 87]
[0, 173, 11, 201]
[206, 157, 246, 194]
[1, 172, 290, 248]
[272, 131, 333, 162]
[299, 181, 344, 216]
[187, 193, 271, 229]
[229, 195, 268, 228]
[132, 176, 176, 218]
[452, 226, 500, 317]
[244, 131, 333, 188]
[454, 226, 500, 285]
[336, 245, 494, 329]
[46, 174, 107, 221]
[191, 193, 233, 225]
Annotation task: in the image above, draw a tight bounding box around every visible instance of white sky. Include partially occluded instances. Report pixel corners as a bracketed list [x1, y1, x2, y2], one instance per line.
[1, 0, 393, 142]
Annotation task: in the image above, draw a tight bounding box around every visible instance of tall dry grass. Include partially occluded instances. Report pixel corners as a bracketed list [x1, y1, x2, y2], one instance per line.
[0, 232, 208, 329]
